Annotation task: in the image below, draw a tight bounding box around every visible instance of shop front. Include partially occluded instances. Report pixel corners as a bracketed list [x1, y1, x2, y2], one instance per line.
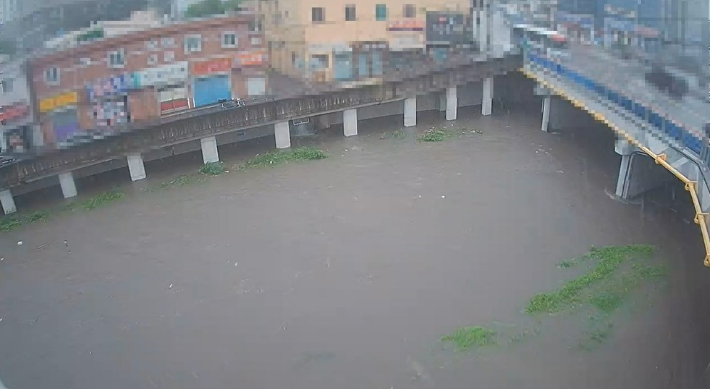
[387, 19, 426, 73]
[39, 91, 80, 144]
[134, 61, 189, 116]
[234, 50, 269, 97]
[0, 103, 33, 154]
[192, 58, 233, 107]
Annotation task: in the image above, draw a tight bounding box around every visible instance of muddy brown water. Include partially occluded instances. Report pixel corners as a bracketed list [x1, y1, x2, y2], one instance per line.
[1, 107, 709, 389]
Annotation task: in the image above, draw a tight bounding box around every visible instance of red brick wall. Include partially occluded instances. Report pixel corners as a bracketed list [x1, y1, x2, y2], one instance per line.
[30, 16, 267, 132]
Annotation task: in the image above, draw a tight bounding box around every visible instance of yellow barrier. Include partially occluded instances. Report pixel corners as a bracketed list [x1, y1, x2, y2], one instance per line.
[520, 67, 710, 267]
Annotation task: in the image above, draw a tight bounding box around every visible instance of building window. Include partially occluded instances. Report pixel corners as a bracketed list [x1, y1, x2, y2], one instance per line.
[184, 35, 202, 53]
[148, 54, 158, 65]
[404, 4, 416, 18]
[108, 49, 126, 68]
[312, 7, 324, 23]
[222, 32, 238, 48]
[345, 5, 356, 21]
[312, 54, 329, 69]
[44, 67, 60, 85]
[146, 39, 159, 50]
[0, 79, 13, 94]
[291, 51, 297, 65]
[375, 4, 387, 21]
[251, 36, 262, 46]
[161, 37, 176, 48]
[78, 57, 91, 66]
[164, 51, 175, 62]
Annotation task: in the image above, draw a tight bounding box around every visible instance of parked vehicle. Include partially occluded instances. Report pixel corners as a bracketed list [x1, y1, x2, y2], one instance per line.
[219, 98, 246, 109]
[644, 65, 688, 99]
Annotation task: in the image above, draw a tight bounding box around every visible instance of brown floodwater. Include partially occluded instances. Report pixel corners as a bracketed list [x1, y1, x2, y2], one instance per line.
[1, 105, 709, 389]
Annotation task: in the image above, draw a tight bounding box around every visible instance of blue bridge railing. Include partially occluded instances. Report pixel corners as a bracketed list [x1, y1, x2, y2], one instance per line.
[526, 52, 706, 157]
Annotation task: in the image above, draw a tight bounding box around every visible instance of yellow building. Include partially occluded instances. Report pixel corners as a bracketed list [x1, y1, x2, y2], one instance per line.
[259, 0, 471, 82]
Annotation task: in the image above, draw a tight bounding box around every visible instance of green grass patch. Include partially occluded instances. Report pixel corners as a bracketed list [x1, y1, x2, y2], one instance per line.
[81, 190, 125, 211]
[391, 130, 406, 139]
[526, 245, 659, 315]
[241, 147, 327, 169]
[441, 326, 497, 351]
[0, 210, 51, 232]
[200, 162, 225, 176]
[417, 128, 457, 142]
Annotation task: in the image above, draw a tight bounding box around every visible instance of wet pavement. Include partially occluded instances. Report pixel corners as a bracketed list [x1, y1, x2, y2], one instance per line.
[566, 45, 710, 134]
[1, 106, 710, 389]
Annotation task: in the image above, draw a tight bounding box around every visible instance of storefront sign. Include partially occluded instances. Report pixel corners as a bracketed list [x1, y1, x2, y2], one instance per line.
[234, 50, 269, 67]
[39, 91, 78, 113]
[389, 35, 424, 51]
[192, 58, 232, 76]
[0, 103, 29, 124]
[388, 20, 425, 31]
[134, 62, 188, 88]
[426, 12, 467, 45]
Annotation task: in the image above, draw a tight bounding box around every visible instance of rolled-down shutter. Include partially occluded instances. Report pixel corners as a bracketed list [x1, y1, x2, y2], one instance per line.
[246, 77, 266, 96]
[194, 75, 232, 107]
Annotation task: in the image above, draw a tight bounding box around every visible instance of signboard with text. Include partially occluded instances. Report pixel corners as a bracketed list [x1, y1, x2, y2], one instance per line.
[134, 61, 188, 88]
[192, 58, 232, 76]
[425, 12, 468, 45]
[39, 91, 78, 113]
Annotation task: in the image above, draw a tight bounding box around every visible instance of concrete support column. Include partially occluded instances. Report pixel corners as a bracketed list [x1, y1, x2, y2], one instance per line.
[482, 77, 493, 116]
[0, 189, 16, 215]
[275, 121, 291, 149]
[541, 95, 551, 132]
[127, 153, 147, 181]
[343, 109, 358, 137]
[200, 136, 219, 164]
[58, 172, 77, 199]
[446, 86, 458, 121]
[615, 154, 633, 199]
[404, 97, 417, 127]
[614, 138, 637, 199]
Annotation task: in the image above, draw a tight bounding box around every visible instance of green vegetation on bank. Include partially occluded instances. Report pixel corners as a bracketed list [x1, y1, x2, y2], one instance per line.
[525, 245, 659, 314]
[200, 162, 225, 176]
[0, 147, 329, 232]
[441, 245, 668, 353]
[441, 326, 497, 351]
[240, 147, 328, 169]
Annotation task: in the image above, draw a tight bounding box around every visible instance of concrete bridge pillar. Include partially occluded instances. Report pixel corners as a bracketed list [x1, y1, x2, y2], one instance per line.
[343, 109, 358, 137]
[58, 172, 77, 199]
[541, 95, 551, 132]
[614, 138, 639, 199]
[200, 136, 219, 164]
[275, 121, 291, 149]
[446, 87, 458, 121]
[0, 189, 16, 215]
[404, 97, 417, 127]
[482, 77, 493, 116]
[127, 153, 146, 181]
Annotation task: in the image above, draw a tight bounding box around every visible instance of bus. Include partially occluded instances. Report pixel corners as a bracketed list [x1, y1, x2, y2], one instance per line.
[512, 24, 570, 60]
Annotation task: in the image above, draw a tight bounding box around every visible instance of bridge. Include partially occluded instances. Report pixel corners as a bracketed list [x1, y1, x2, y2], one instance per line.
[521, 45, 710, 266]
[0, 53, 521, 211]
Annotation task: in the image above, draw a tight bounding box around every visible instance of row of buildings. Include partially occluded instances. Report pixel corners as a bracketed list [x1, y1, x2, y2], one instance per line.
[1, 10, 268, 153]
[0, 0, 496, 154]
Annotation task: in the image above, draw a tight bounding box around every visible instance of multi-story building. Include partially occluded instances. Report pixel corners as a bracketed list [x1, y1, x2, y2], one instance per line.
[0, 56, 39, 154]
[28, 14, 268, 147]
[260, 0, 471, 83]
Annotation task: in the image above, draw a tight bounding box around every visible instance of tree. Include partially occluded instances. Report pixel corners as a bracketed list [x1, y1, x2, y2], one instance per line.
[184, 0, 243, 18]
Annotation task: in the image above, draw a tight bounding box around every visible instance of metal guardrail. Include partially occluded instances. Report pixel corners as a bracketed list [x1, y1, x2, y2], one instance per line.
[523, 52, 710, 267]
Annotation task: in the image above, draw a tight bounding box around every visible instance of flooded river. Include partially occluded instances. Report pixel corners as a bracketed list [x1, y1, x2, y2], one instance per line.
[1, 105, 709, 389]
